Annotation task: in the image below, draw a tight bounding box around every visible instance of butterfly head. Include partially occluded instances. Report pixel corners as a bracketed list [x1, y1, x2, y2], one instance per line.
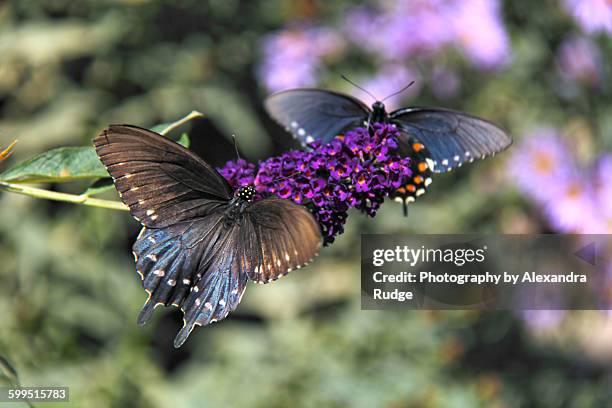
[370, 101, 388, 123]
[236, 185, 256, 203]
[372, 101, 385, 111]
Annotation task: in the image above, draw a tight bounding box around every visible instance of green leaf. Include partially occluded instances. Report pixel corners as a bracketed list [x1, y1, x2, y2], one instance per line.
[177, 133, 190, 148]
[0, 111, 201, 185]
[83, 178, 116, 196]
[0, 146, 108, 184]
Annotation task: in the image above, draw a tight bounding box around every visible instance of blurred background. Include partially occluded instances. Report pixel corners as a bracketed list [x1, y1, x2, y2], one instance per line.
[1, 0, 612, 406]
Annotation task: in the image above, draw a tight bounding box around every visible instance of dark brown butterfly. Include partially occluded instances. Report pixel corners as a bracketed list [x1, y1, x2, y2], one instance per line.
[94, 125, 322, 347]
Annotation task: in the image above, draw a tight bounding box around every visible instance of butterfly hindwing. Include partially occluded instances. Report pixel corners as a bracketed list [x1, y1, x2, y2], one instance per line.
[241, 198, 322, 283]
[174, 223, 248, 348]
[94, 125, 232, 227]
[265, 89, 370, 146]
[389, 138, 434, 213]
[389, 108, 511, 173]
[132, 214, 227, 325]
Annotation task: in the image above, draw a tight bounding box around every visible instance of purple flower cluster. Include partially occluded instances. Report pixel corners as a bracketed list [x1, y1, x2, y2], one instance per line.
[218, 123, 412, 244]
[509, 127, 612, 234]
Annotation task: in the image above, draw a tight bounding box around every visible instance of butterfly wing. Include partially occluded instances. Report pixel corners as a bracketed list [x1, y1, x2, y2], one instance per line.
[265, 89, 371, 146]
[389, 108, 512, 173]
[173, 199, 322, 348]
[240, 198, 322, 283]
[173, 221, 248, 348]
[389, 139, 434, 214]
[132, 214, 240, 326]
[94, 124, 233, 228]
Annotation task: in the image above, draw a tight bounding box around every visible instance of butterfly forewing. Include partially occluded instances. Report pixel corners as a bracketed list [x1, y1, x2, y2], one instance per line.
[94, 125, 232, 227]
[390, 108, 511, 173]
[240, 198, 322, 283]
[265, 89, 370, 146]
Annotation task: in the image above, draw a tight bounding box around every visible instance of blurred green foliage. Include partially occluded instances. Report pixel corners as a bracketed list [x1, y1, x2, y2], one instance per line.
[0, 1, 611, 407]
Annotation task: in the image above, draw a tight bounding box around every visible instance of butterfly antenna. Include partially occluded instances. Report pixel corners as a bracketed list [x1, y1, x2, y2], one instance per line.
[269, 171, 300, 185]
[231, 134, 242, 161]
[382, 81, 415, 103]
[341, 74, 377, 102]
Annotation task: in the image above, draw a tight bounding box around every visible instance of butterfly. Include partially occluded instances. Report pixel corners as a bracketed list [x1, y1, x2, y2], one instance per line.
[94, 125, 322, 348]
[265, 88, 512, 210]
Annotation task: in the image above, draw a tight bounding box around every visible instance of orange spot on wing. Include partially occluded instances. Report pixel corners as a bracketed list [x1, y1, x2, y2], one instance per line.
[413, 175, 423, 184]
[396, 187, 406, 193]
[413, 143, 424, 152]
[418, 162, 428, 172]
[406, 184, 416, 192]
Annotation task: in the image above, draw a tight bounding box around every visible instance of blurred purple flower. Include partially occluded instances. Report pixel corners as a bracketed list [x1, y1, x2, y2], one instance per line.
[358, 65, 422, 110]
[557, 35, 603, 88]
[344, 1, 455, 60]
[219, 123, 413, 244]
[509, 128, 575, 203]
[590, 154, 612, 230]
[343, 0, 509, 69]
[543, 181, 599, 233]
[510, 128, 612, 233]
[450, 0, 511, 69]
[563, 0, 612, 34]
[520, 310, 566, 331]
[258, 26, 345, 92]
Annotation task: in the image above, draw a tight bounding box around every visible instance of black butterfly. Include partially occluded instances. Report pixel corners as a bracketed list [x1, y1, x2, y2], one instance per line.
[94, 125, 322, 348]
[265, 89, 512, 208]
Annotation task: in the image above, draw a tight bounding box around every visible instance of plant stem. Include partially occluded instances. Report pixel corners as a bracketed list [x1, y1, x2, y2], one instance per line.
[159, 110, 204, 136]
[0, 181, 129, 211]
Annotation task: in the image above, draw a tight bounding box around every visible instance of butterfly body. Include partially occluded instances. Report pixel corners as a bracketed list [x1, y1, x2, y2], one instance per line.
[94, 125, 322, 348]
[223, 186, 256, 227]
[369, 101, 388, 124]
